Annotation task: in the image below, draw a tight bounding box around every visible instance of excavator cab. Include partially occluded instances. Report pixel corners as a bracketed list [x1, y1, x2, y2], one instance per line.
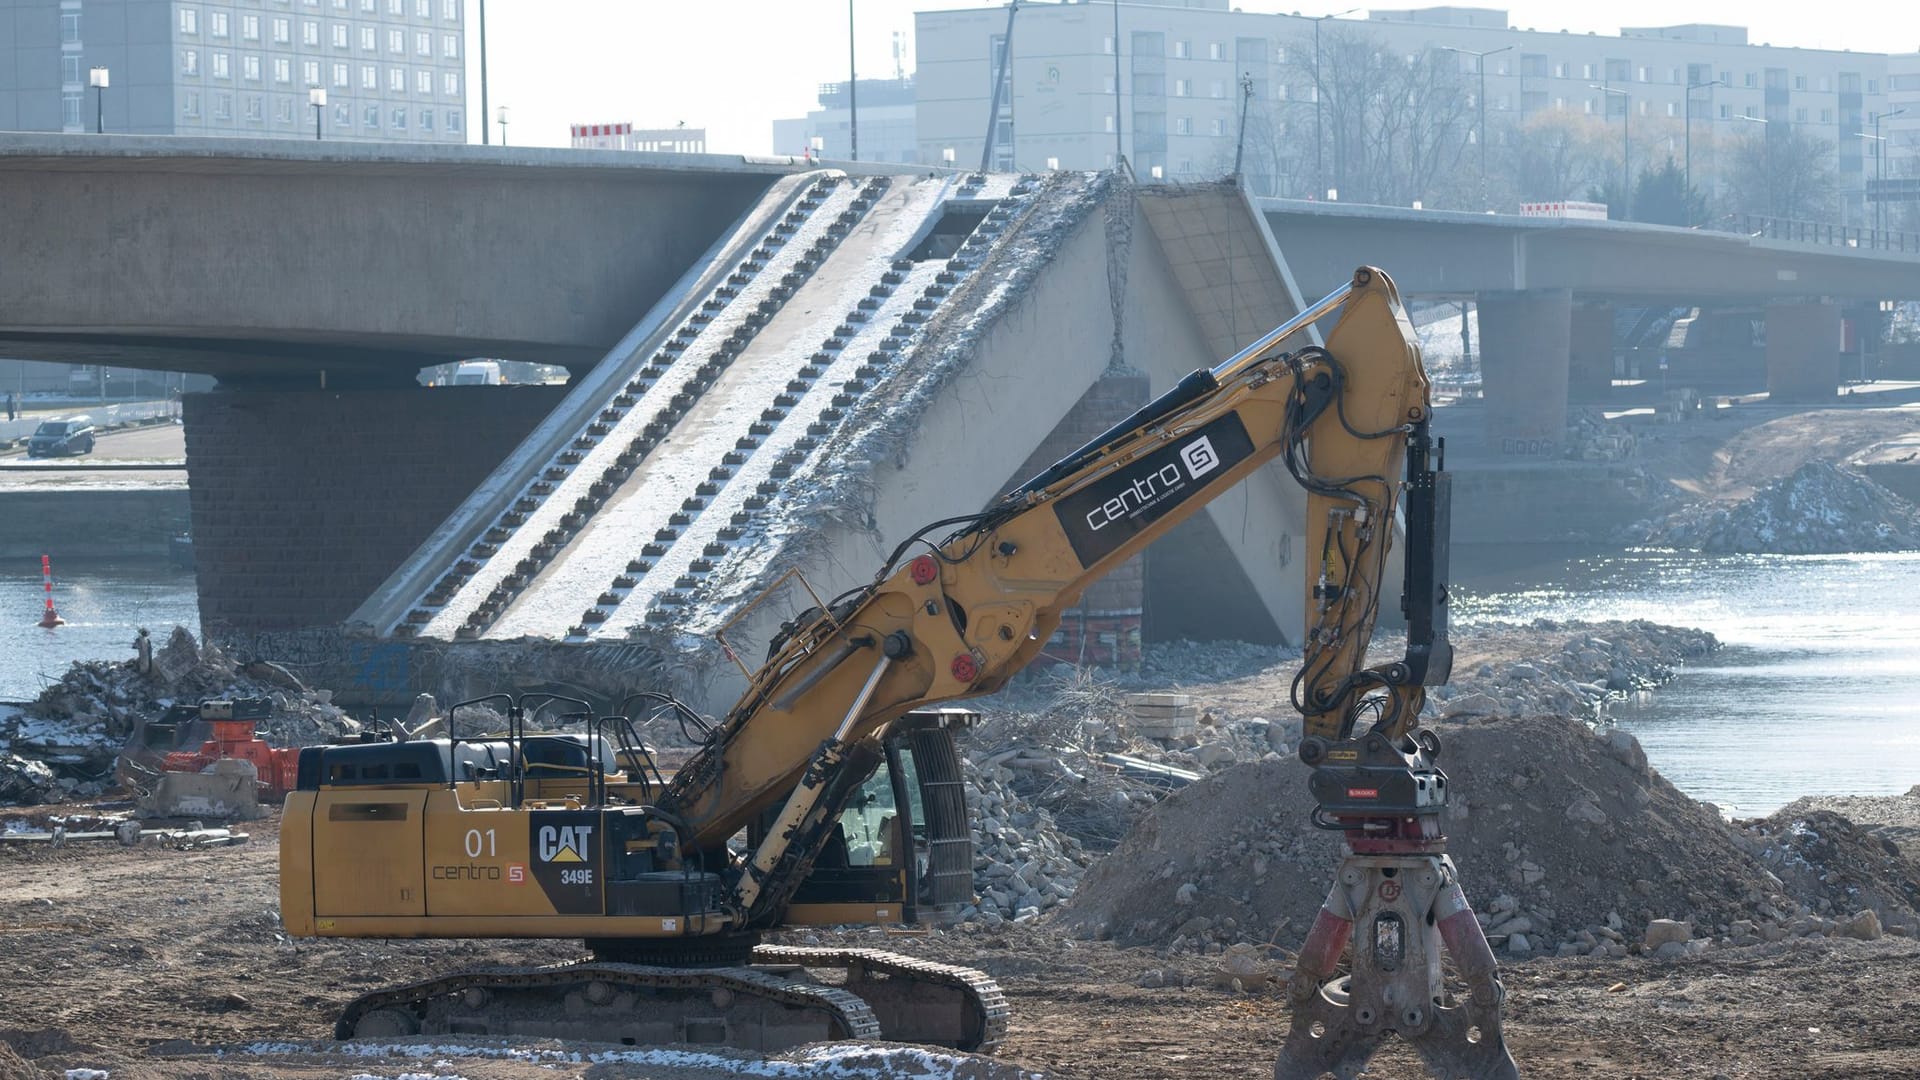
[774, 708, 974, 925]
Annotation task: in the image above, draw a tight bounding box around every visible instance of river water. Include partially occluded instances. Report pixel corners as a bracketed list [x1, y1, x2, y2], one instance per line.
[1454, 545, 1920, 817]
[3, 550, 1914, 817]
[0, 559, 200, 702]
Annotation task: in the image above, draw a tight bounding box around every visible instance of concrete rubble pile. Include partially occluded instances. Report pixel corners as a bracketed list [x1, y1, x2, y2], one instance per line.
[1423, 619, 1719, 722]
[1647, 461, 1920, 553]
[0, 627, 363, 805]
[1564, 406, 1638, 462]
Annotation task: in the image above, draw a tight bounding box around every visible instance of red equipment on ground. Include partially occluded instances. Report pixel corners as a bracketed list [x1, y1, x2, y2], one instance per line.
[155, 699, 299, 800]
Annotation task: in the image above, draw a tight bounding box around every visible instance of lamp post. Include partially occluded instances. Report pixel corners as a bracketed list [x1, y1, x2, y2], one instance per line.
[847, 0, 858, 161]
[1440, 44, 1511, 209]
[1233, 72, 1255, 181]
[497, 104, 509, 146]
[1684, 78, 1724, 208]
[1310, 7, 1358, 200]
[87, 66, 108, 133]
[1735, 114, 1771, 219]
[1591, 83, 1630, 217]
[308, 87, 326, 140]
[1867, 108, 1907, 241]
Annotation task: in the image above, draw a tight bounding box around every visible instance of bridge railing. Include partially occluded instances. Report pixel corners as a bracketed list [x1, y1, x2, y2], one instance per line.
[1710, 213, 1920, 254]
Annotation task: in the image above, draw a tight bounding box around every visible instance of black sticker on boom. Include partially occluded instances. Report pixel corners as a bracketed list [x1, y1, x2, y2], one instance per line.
[530, 809, 602, 915]
[1053, 412, 1256, 567]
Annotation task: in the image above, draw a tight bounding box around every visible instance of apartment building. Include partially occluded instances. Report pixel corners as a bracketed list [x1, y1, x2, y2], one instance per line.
[0, 0, 468, 143]
[915, 1, 1894, 222]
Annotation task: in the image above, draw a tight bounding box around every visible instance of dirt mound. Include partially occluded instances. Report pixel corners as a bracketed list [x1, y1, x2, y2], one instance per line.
[1058, 714, 1826, 958]
[1647, 461, 1920, 553]
[1737, 808, 1920, 935]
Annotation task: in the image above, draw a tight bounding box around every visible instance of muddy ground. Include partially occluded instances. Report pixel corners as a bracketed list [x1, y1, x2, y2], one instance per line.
[4, 800, 1919, 1080]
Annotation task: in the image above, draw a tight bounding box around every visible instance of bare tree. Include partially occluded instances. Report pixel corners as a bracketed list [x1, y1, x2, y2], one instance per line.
[1285, 26, 1475, 208]
[1719, 126, 1838, 221]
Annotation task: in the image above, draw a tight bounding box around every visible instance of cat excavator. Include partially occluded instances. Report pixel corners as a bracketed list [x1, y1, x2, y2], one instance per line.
[281, 266, 1514, 1077]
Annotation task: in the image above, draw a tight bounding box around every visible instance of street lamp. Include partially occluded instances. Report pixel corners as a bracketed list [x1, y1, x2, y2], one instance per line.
[1590, 83, 1630, 217]
[1309, 8, 1359, 200]
[308, 87, 326, 140]
[847, 0, 859, 162]
[478, 0, 490, 145]
[1440, 44, 1512, 209]
[497, 104, 509, 146]
[1735, 114, 1772, 219]
[1867, 108, 1907, 241]
[1233, 71, 1255, 181]
[1684, 78, 1725, 206]
[87, 66, 108, 134]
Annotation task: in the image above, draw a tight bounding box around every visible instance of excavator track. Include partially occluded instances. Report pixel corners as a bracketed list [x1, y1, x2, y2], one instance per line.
[752, 945, 1009, 1053]
[332, 961, 881, 1049]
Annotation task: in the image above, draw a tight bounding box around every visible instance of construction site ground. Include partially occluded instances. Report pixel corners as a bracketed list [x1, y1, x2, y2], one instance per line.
[5, 786, 1918, 1080]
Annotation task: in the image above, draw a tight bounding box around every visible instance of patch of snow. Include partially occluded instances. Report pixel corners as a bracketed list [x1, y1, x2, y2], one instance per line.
[237, 1040, 1039, 1079]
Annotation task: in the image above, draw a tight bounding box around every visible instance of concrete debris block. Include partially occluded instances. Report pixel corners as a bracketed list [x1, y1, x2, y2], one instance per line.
[1438, 692, 1505, 718]
[1126, 692, 1199, 739]
[1175, 882, 1198, 906]
[1602, 729, 1649, 772]
[1215, 942, 1280, 990]
[1565, 797, 1608, 826]
[1644, 919, 1692, 949]
[1839, 909, 1883, 941]
[0, 754, 58, 805]
[1652, 940, 1689, 960]
[405, 692, 439, 731]
[1506, 933, 1532, 955]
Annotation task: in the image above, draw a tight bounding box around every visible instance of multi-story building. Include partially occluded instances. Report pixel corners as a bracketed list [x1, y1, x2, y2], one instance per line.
[569, 123, 708, 154]
[771, 76, 919, 164]
[0, 0, 467, 143]
[915, 1, 1895, 223]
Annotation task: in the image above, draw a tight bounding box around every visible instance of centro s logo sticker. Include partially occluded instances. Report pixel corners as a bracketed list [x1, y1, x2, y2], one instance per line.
[537, 824, 594, 862]
[1084, 463, 1183, 532]
[1181, 436, 1220, 479]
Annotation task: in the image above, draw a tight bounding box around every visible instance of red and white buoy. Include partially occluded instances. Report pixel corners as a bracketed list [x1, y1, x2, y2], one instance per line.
[38, 554, 64, 628]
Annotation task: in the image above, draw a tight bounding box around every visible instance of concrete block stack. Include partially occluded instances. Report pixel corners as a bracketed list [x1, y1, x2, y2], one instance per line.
[1125, 693, 1199, 740]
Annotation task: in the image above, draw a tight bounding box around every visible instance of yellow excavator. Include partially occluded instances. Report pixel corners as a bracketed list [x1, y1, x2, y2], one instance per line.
[281, 267, 1514, 1076]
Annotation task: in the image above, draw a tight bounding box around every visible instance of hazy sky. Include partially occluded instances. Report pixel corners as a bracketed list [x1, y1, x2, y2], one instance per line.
[469, 2, 1920, 153]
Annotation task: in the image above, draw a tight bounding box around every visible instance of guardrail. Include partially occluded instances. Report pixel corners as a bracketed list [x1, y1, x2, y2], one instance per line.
[1711, 213, 1920, 254]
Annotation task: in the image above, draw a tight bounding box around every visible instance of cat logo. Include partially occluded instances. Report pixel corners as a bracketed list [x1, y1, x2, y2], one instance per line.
[537, 824, 594, 863]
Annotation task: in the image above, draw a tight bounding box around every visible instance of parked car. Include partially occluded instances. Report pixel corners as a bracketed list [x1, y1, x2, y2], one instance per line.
[26, 416, 96, 458]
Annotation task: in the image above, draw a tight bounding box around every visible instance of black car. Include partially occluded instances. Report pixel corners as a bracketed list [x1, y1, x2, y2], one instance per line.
[26, 416, 96, 458]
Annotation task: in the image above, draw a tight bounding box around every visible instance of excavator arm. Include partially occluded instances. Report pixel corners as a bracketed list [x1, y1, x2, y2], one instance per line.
[658, 266, 1452, 919]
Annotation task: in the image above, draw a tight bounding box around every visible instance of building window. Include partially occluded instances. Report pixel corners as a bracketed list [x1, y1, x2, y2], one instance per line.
[213, 93, 232, 120]
[1103, 36, 1113, 56]
[442, 71, 459, 95]
[1839, 73, 1861, 93]
[1210, 117, 1226, 136]
[1868, 79, 1878, 93]
[415, 0, 429, 15]
[1666, 101, 1677, 117]
[1718, 103, 1729, 119]
[361, 0, 375, 9]
[1173, 78, 1189, 97]
[1174, 116, 1192, 135]
[1821, 107, 1834, 123]
[416, 70, 432, 94]
[389, 67, 405, 92]
[212, 52, 230, 78]
[245, 95, 263, 121]
[332, 0, 346, 8]
[388, 28, 403, 53]
[1580, 63, 1593, 80]
[1553, 62, 1566, 78]
[1743, 72, 1757, 88]
[361, 65, 376, 89]
[443, 0, 460, 21]
[392, 106, 408, 129]
[183, 90, 201, 117]
[62, 56, 80, 84]
[333, 102, 350, 127]
[389, 0, 402, 14]
[275, 97, 293, 123]
[1173, 40, 1188, 59]
[1794, 74, 1807, 91]
[1210, 79, 1224, 98]
[180, 8, 199, 34]
[1795, 106, 1808, 122]
[331, 62, 348, 87]
[243, 54, 261, 81]
[242, 13, 260, 40]
[210, 10, 229, 37]
[442, 33, 458, 58]
[360, 25, 375, 50]
[447, 109, 461, 133]
[420, 108, 433, 131]
[60, 13, 80, 43]
[1209, 42, 1223, 61]
[1104, 114, 1115, 133]
[364, 103, 381, 128]
[62, 92, 83, 129]
[415, 31, 430, 55]
[303, 20, 319, 45]
[272, 17, 290, 43]
[331, 23, 348, 48]
[274, 57, 291, 83]
[302, 59, 320, 85]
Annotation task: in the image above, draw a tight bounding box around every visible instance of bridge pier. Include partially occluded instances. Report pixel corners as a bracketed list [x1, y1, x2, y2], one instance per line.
[1477, 288, 1572, 457]
[184, 385, 564, 644]
[1568, 300, 1616, 403]
[1765, 299, 1841, 402]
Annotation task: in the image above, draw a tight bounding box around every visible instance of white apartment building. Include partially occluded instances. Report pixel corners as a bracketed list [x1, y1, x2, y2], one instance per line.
[915, 1, 1896, 223]
[771, 77, 921, 164]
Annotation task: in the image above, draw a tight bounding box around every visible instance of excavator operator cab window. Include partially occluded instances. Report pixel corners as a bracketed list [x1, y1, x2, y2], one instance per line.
[837, 770, 898, 868]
